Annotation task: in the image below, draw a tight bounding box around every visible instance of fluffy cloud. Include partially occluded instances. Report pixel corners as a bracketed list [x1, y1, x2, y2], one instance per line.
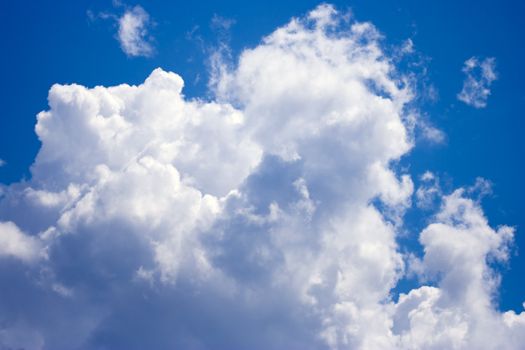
[397, 190, 523, 349]
[457, 56, 497, 108]
[0, 221, 42, 262]
[117, 5, 154, 57]
[0, 4, 523, 350]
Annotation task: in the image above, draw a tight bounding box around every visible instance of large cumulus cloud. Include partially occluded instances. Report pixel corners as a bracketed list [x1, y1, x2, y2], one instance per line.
[0, 4, 523, 350]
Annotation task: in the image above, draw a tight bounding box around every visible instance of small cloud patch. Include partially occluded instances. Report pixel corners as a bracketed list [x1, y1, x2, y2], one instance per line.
[457, 56, 497, 108]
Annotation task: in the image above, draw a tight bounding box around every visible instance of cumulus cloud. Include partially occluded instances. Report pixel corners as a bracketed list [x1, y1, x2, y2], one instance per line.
[117, 5, 154, 57]
[400, 190, 522, 349]
[457, 56, 497, 108]
[0, 4, 523, 350]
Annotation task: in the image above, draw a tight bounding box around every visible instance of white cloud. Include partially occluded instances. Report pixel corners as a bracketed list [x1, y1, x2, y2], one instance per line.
[0, 4, 523, 349]
[457, 56, 497, 108]
[0, 221, 42, 262]
[117, 5, 154, 57]
[398, 190, 523, 349]
[401, 38, 414, 54]
[415, 171, 441, 209]
[419, 120, 445, 144]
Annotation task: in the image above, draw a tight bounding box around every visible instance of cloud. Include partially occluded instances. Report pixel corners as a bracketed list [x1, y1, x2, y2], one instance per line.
[210, 14, 236, 32]
[0, 4, 523, 349]
[457, 56, 497, 108]
[87, 4, 155, 57]
[399, 190, 522, 349]
[418, 120, 445, 144]
[415, 171, 442, 209]
[0, 221, 42, 262]
[0, 158, 5, 167]
[117, 5, 154, 57]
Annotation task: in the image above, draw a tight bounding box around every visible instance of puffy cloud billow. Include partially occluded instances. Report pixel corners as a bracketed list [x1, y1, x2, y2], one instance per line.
[0, 5, 523, 350]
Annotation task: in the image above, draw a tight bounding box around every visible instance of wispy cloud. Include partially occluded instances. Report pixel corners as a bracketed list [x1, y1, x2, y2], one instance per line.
[420, 121, 445, 144]
[457, 56, 497, 108]
[88, 4, 154, 57]
[0, 158, 5, 167]
[117, 5, 154, 57]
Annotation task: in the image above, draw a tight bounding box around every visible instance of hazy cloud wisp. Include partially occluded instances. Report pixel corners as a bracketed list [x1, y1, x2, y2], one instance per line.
[457, 56, 497, 108]
[117, 5, 154, 57]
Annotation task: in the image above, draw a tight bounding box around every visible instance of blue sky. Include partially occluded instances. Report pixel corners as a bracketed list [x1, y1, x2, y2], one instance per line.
[0, 1, 524, 349]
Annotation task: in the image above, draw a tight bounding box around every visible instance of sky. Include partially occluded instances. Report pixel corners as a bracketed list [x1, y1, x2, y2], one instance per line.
[0, 1, 524, 349]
